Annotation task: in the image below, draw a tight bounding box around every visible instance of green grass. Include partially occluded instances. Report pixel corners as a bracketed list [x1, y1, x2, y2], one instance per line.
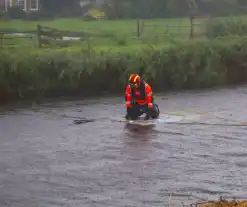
[1, 17, 247, 101]
[1, 36, 247, 101]
[0, 18, 192, 35]
[0, 17, 207, 49]
[0, 34, 36, 48]
[0, 15, 245, 49]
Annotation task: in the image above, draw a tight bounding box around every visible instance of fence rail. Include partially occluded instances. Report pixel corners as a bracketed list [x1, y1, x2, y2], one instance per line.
[0, 32, 35, 48]
[140, 16, 209, 39]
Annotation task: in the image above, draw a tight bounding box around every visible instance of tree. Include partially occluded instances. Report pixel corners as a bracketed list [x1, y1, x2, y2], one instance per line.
[40, 0, 79, 12]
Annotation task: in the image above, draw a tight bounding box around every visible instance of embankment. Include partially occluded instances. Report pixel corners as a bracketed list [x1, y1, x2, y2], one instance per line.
[1, 36, 247, 102]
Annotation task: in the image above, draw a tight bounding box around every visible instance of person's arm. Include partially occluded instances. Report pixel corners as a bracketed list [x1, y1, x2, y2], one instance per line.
[145, 84, 153, 108]
[125, 85, 132, 108]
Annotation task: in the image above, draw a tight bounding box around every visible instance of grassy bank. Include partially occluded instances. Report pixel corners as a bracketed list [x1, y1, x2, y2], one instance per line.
[1, 17, 247, 103]
[0, 17, 207, 49]
[1, 35, 247, 102]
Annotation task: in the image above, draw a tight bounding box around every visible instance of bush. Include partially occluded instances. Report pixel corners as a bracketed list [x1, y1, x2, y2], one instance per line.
[6, 6, 26, 19]
[0, 11, 5, 19]
[25, 10, 55, 21]
[56, 8, 83, 18]
[83, 14, 97, 21]
[205, 18, 247, 39]
[1, 37, 247, 100]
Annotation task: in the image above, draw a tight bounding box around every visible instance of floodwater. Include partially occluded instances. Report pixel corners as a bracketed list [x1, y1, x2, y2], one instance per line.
[1, 85, 247, 207]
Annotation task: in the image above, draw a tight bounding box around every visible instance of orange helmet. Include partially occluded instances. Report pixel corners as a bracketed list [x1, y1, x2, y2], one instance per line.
[129, 74, 141, 88]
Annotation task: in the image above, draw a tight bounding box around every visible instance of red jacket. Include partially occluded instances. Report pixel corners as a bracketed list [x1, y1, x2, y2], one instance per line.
[125, 81, 153, 108]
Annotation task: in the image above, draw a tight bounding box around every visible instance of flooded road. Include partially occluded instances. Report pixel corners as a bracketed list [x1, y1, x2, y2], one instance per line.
[1, 85, 247, 207]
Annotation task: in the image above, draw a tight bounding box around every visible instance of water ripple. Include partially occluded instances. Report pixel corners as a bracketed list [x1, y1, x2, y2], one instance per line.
[1, 87, 247, 206]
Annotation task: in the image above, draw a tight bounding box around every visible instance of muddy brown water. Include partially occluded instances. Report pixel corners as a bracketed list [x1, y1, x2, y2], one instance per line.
[1, 86, 247, 207]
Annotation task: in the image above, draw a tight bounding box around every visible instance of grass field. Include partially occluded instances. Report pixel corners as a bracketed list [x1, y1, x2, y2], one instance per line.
[0, 15, 245, 50]
[0, 17, 210, 49]
[0, 18, 194, 35]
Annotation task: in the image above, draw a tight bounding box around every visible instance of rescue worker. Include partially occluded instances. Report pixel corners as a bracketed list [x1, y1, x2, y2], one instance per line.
[125, 74, 160, 120]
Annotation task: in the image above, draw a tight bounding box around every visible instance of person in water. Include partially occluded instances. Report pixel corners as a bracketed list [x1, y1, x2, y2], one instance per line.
[125, 74, 160, 120]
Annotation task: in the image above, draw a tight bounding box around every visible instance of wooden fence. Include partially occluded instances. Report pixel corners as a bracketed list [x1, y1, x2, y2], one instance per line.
[36, 25, 88, 48]
[0, 30, 36, 48]
[0, 25, 87, 48]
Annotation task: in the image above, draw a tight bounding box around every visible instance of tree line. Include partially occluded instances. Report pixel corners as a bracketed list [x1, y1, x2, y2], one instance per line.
[39, 0, 247, 19]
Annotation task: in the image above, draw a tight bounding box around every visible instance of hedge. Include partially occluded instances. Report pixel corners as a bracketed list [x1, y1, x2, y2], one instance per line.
[205, 18, 247, 39]
[1, 36, 247, 101]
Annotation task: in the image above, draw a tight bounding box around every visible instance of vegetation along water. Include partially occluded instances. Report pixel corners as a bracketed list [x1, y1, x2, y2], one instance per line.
[1, 0, 247, 103]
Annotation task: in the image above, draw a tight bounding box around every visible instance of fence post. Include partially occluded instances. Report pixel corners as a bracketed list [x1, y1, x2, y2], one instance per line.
[190, 16, 194, 39]
[36, 24, 41, 48]
[137, 18, 140, 38]
[0, 33, 3, 48]
[140, 20, 144, 34]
